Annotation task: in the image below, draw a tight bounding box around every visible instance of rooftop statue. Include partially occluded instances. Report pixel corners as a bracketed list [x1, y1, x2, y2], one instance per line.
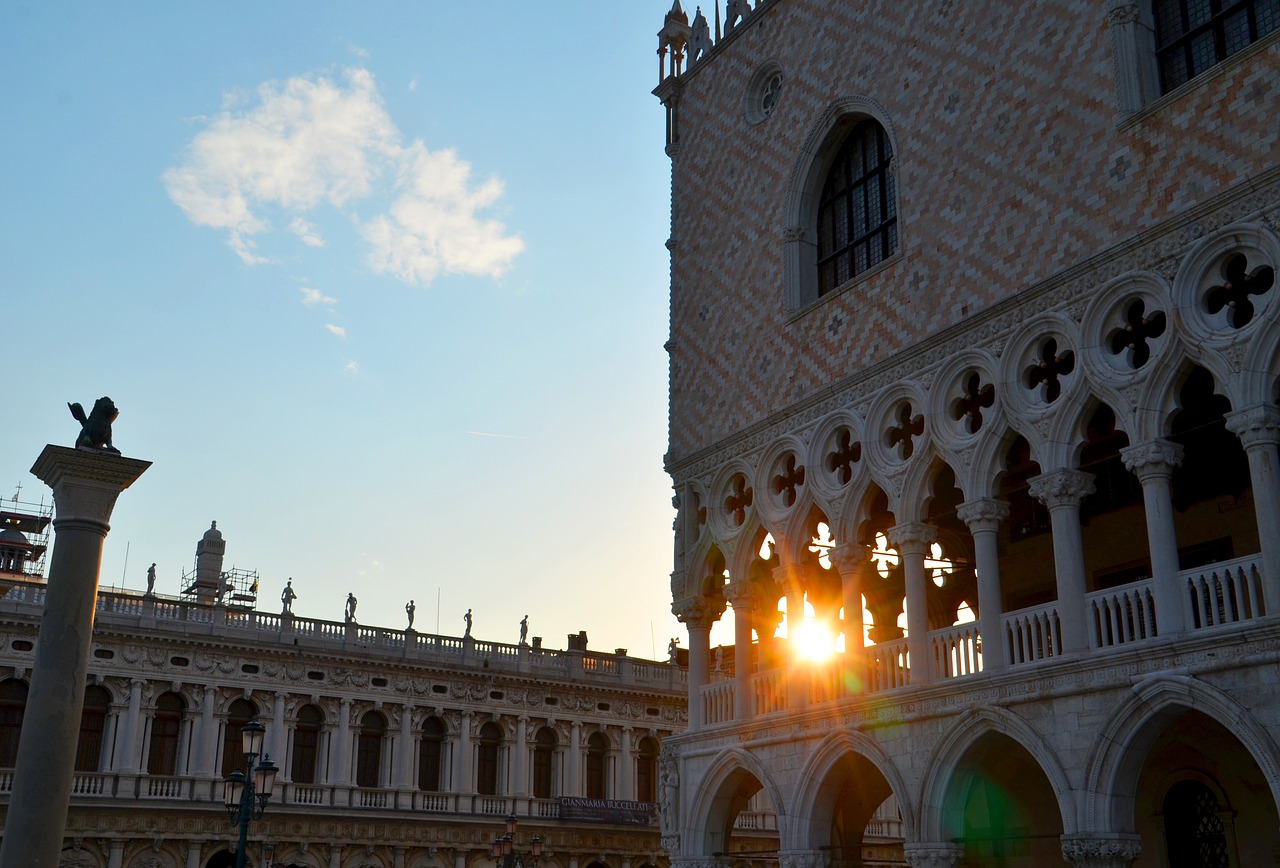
[68, 397, 121, 454]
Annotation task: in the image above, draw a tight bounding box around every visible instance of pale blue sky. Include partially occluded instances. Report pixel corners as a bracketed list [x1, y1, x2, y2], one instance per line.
[2, 2, 691, 657]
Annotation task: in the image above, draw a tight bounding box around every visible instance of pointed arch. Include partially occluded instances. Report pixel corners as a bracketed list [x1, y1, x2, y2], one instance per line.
[684, 747, 788, 858]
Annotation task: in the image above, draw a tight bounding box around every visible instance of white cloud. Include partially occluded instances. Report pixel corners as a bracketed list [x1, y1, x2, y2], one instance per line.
[362, 143, 524, 285]
[408, 78, 418, 92]
[300, 287, 337, 306]
[326, 324, 346, 337]
[344, 360, 359, 374]
[290, 217, 325, 247]
[165, 67, 521, 284]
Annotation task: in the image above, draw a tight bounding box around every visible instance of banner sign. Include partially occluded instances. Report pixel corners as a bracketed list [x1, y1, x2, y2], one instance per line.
[557, 797, 656, 826]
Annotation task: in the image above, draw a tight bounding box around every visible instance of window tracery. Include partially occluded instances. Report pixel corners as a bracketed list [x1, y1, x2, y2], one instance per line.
[1154, 0, 1279, 92]
[816, 119, 897, 296]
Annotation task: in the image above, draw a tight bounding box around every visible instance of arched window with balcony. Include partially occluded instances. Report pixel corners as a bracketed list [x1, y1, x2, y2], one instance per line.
[418, 716, 446, 791]
[586, 732, 610, 799]
[477, 721, 503, 795]
[532, 726, 557, 799]
[76, 685, 112, 772]
[148, 692, 185, 776]
[356, 710, 387, 788]
[221, 698, 256, 777]
[0, 679, 28, 767]
[291, 704, 324, 784]
[636, 736, 660, 803]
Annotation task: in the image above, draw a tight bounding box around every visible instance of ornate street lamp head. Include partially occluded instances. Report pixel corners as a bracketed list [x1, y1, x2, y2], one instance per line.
[241, 718, 266, 760]
[223, 771, 246, 822]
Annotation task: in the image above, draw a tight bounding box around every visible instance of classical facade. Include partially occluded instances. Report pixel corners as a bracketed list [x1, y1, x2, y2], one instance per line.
[0, 519, 687, 868]
[655, 1, 1280, 866]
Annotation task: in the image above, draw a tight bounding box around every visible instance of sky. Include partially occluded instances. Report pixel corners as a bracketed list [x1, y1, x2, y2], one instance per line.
[1, 2, 693, 659]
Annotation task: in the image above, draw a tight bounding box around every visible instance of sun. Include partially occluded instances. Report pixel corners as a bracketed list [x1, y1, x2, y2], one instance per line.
[791, 619, 836, 663]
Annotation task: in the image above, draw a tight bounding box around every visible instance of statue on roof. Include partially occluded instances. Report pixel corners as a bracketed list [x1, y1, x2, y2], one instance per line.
[145, 563, 156, 596]
[406, 599, 416, 629]
[68, 397, 121, 454]
[725, 0, 752, 35]
[345, 592, 358, 623]
[281, 579, 296, 614]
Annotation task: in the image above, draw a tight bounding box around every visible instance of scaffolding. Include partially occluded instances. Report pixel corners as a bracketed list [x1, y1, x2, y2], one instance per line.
[179, 565, 260, 608]
[0, 493, 53, 580]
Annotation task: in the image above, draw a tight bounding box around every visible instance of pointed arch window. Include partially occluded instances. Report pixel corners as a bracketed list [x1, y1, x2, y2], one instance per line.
[817, 119, 897, 295]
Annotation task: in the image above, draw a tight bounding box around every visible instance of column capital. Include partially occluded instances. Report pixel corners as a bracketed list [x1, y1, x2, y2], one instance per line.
[828, 542, 869, 576]
[1029, 468, 1096, 509]
[1120, 438, 1184, 479]
[887, 522, 936, 554]
[902, 844, 965, 867]
[1225, 403, 1280, 448]
[31, 445, 151, 526]
[673, 595, 724, 627]
[1059, 833, 1141, 867]
[723, 581, 758, 610]
[956, 498, 1010, 533]
[778, 851, 828, 868]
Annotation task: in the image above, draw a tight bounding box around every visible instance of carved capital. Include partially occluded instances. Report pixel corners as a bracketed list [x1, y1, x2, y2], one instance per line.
[1060, 833, 1141, 867]
[1028, 468, 1096, 509]
[778, 851, 829, 868]
[902, 843, 964, 867]
[723, 581, 758, 611]
[828, 543, 870, 577]
[30, 445, 151, 529]
[1120, 439, 1184, 480]
[1106, 2, 1140, 26]
[772, 562, 806, 591]
[887, 522, 937, 554]
[673, 595, 724, 627]
[783, 226, 806, 243]
[956, 498, 1010, 534]
[1225, 403, 1280, 449]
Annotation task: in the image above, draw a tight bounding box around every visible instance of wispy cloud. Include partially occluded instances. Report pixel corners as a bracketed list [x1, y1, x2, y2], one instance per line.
[164, 67, 522, 284]
[345, 360, 359, 374]
[300, 287, 337, 306]
[326, 323, 347, 338]
[290, 217, 325, 247]
[466, 430, 526, 440]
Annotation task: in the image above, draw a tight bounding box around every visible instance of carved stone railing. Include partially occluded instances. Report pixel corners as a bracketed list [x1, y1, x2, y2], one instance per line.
[866, 639, 910, 691]
[702, 680, 735, 726]
[0, 584, 683, 689]
[928, 622, 982, 679]
[1087, 579, 1158, 648]
[1183, 554, 1265, 629]
[1003, 602, 1063, 664]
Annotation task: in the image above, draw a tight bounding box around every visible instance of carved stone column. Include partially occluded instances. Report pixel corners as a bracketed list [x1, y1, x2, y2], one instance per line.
[514, 715, 530, 797]
[888, 523, 938, 685]
[455, 710, 473, 794]
[1226, 403, 1280, 611]
[902, 843, 964, 867]
[829, 543, 872, 679]
[1060, 833, 1141, 867]
[0, 444, 149, 868]
[957, 498, 1011, 672]
[393, 704, 414, 790]
[333, 697, 353, 801]
[1121, 439, 1186, 634]
[116, 678, 144, 774]
[724, 581, 757, 721]
[674, 595, 724, 729]
[568, 720, 583, 797]
[270, 691, 287, 780]
[1105, 2, 1156, 114]
[619, 725, 633, 800]
[1029, 469, 1096, 652]
[194, 685, 217, 779]
[773, 561, 809, 707]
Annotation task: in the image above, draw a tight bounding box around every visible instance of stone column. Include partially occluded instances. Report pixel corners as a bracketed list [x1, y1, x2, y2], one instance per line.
[619, 725, 633, 800]
[1029, 469, 1096, 653]
[270, 691, 287, 773]
[902, 843, 964, 866]
[115, 678, 144, 773]
[106, 841, 126, 868]
[956, 499, 1011, 672]
[334, 698, 352, 785]
[1121, 439, 1186, 634]
[829, 543, 871, 680]
[1060, 833, 1141, 867]
[394, 704, 414, 790]
[513, 715, 529, 796]
[568, 721, 583, 797]
[723, 582, 756, 721]
[194, 685, 217, 778]
[674, 596, 723, 730]
[1226, 404, 1280, 611]
[185, 842, 202, 868]
[456, 711, 473, 793]
[888, 523, 937, 685]
[773, 562, 809, 707]
[0, 445, 149, 868]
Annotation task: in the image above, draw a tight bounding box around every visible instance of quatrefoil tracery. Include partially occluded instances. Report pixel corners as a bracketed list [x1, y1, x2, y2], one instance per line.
[886, 402, 925, 460]
[1026, 337, 1075, 404]
[1109, 298, 1166, 369]
[951, 372, 995, 434]
[1204, 253, 1275, 329]
[824, 427, 862, 485]
[770, 454, 806, 508]
[724, 474, 754, 527]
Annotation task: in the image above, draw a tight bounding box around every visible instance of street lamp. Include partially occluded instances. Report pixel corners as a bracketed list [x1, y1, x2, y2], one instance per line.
[490, 813, 543, 868]
[223, 718, 279, 868]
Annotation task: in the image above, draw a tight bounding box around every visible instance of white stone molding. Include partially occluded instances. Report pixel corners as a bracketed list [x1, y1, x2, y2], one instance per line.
[1079, 271, 1176, 402]
[863, 382, 931, 486]
[1059, 833, 1141, 868]
[999, 311, 1085, 430]
[707, 460, 759, 541]
[754, 436, 810, 524]
[804, 410, 867, 502]
[1174, 221, 1280, 346]
[777, 851, 827, 868]
[901, 844, 964, 867]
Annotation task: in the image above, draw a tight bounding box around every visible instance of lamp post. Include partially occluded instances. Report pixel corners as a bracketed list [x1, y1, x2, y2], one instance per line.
[223, 718, 279, 868]
[491, 814, 543, 868]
